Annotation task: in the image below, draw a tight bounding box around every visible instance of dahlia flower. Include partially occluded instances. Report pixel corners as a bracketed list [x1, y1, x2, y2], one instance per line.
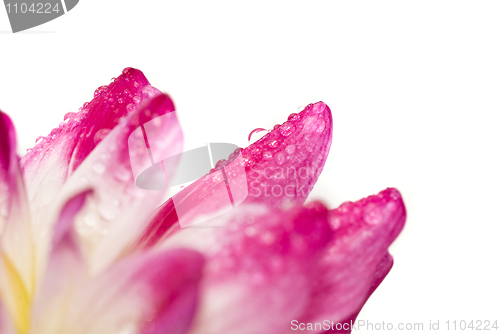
[0, 68, 406, 334]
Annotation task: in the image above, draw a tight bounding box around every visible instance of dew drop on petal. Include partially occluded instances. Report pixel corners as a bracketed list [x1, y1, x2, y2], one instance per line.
[263, 151, 273, 160]
[279, 122, 295, 137]
[275, 152, 285, 165]
[288, 113, 300, 121]
[0, 206, 7, 218]
[126, 104, 135, 113]
[64, 112, 76, 121]
[311, 102, 325, 114]
[245, 226, 257, 237]
[316, 119, 326, 133]
[285, 144, 296, 155]
[94, 129, 111, 145]
[248, 128, 268, 143]
[152, 116, 162, 127]
[268, 140, 279, 148]
[35, 136, 44, 144]
[92, 162, 106, 175]
[114, 166, 130, 182]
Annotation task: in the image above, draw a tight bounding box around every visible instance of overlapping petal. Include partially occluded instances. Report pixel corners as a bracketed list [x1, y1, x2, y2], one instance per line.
[0, 67, 407, 334]
[34, 93, 183, 278]
[20, 68, 160, 232]
[0, 112, 33, 333]
[132, 101, 333, 250]
[31, 191, 204, 334]
[298, 188, 406, 333]
[158, 201, 333, 334]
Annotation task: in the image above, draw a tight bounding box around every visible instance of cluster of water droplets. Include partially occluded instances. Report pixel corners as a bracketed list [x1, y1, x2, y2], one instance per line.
[239, 102, 328, 169]
[25, 68, 156, 159]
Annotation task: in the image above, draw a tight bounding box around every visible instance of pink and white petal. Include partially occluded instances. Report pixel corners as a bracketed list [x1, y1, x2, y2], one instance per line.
[0, 297, 16, 334]
[58, 249, 203, 334]
[160, 201, 332, 334]
[241, 101, 333, 207]
[0, 111, 34, 296]
[297, 188, 406, 332]
[30, 192, 90, 334]
[319, 253, 394, 334]
[132, 102, 333, 251]
[20, 68, 159, 218]
[32, 93, 183, 280]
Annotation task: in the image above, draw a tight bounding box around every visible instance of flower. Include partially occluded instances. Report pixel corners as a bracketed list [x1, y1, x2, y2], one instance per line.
[0, 68, 406, 334]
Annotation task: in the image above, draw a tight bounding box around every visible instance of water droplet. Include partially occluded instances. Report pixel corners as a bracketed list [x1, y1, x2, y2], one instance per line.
[141, 85, 157, 98]
[133, 81, 140, 88]
[315, 119, 326, 133]
[243, 156, 254, 167]
[288, 113, 300, 121]
[124, 89, 130, 95]
[268, 140, 279, 148]
[245, 226, 256, 237]
[248, 128, 268, 143]
[263, 151, 273, 160]
[117, 322, 137, 334]
[152, 116, 162, 127]
[117, 98, 123, 104]
[94, 86, 108, 98]
[92, 162, 106, 174]
[261, 231, 275, 244]
[285, 144, 296, 155]
[215, 159, 227, 168]
[275, 152, 285, 165]
[311, 102, 325, 114]
[83, 215, 97, 227]
[0, 206, 8, 217]
[64, 112, 76, 121]
[114, 166, 130, 182]
[94, 129, 111, 145]
[273, 124, 280, 130]
[98, 201, 119, 221]
[122, 67, 133, 75]
[35, 136, 45, 144]
[126, 104, 135, 113]
[279, 122, 295, 137]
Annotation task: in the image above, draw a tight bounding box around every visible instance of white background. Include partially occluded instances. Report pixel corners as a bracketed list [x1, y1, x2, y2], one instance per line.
[1, 1, 499, 333]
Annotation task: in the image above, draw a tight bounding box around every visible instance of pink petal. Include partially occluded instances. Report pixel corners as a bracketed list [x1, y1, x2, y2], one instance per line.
[20, 68, 159, 213]
[31, 191, 90, 333]
[298, 188, 406, 332]
[32, 93, 183, 279]
[0, 111, 34, 296]
[132, 101, 332, 250]
[241, 102, 332, 206]
[0, 298, 15, 334]
[32, 191, 204, 334]
[160, 201, 333, 334]
[60, 249, 203, 334]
